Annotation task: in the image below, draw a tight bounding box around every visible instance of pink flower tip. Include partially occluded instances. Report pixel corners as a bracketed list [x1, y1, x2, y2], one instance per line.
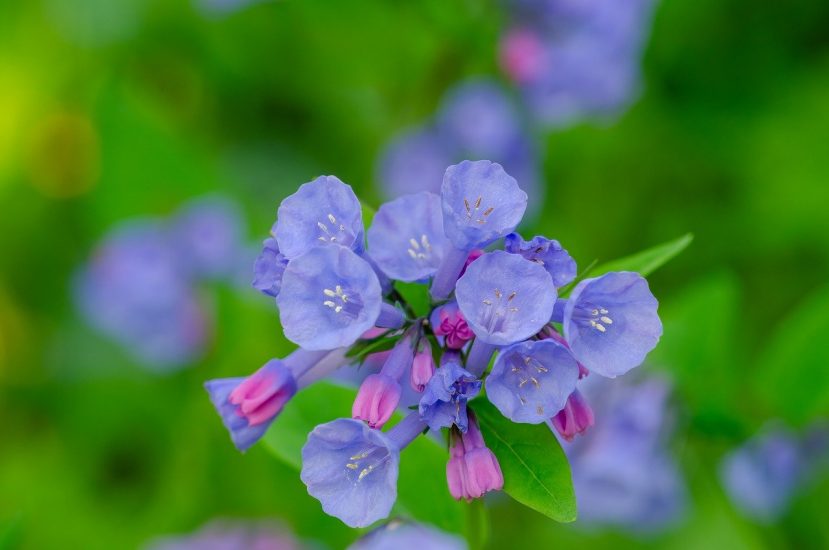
[552, 390, 594, 441]
[410, 345, 436, 393]
[352, 373, 402, 429]
[228, 360, 297, 426]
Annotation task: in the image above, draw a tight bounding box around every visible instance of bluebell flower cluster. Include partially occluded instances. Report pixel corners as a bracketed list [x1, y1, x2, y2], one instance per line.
[499, 0, 657, 128]
[557, 375, 687, 532]
[75, 195, 247, 371]
[206, 161, 664, 528]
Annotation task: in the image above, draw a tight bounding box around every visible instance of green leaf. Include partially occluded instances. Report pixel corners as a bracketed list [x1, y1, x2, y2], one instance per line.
[755, 284, 829, 424]
[470, 399, 577, 522]
[589, 233, 693, 278]
[345, 333, 403, 362]
[262, 383, 468, 534]
[394, 281, 432, 318]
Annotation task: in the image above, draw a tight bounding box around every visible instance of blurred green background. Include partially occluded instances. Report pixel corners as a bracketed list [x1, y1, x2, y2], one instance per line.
[2, 0, 829, 548]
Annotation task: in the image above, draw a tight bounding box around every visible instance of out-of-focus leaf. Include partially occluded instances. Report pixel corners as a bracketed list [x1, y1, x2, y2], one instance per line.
[471, 399, 576, 522]
[755, 284, 829, 424]
[262, 383, 468, 534]
[589, 233, 693, 278]
[649, 271, 742, 432]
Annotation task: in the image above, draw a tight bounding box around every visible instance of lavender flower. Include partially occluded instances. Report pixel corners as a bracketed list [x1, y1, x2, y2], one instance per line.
[456, 250, 556, 374]
[171, 195, 244, 280]
[440, 161, 527, 251]
[504, 233, 577, 288]
[367, 192, 450, 282]
[252, 234, 288, 298]
[410, 338, 436, 393]
[301, 413, 426, 527]
[560, 271, 661, 378]
[430, 161, 528, 300]
[277, 246, 403, 350]
[418, 362, 481, 432]
[487, 339, 579, 424]
[275, 175, 364, 259]
[349, 520, 466, 550]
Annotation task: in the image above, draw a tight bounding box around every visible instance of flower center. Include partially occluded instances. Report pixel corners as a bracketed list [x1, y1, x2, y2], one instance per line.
[407, 234, 433, 261]
[508, 353, 549, 415]
[345, 446, 391, 482]
[316, 213, 352, 245]
[322, 284, 364, 319]
[480, 288, 520, 334]
[463, 196, 495, 225]
[573, 303, 614, 333]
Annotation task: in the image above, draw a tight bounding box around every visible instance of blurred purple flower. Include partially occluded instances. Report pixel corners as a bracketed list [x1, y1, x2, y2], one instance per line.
[171, 195, 245, 281]
[720, 425, 806, 523]
[145, 518, 301, 550]
[349, 520, 466, 550]
[75, 219, 208, 371]
[376, 80, 542, 215]
[559, 375, 687, 532]
[500, 0, 657, 128]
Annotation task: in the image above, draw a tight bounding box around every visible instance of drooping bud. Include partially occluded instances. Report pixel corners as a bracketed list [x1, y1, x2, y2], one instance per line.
[552, 389, 594, 441]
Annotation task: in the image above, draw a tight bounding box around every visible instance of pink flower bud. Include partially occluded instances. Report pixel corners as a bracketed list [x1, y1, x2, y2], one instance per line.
[228, 360, 297, 426]
[410, 342, 435, 392]
[499, 28, 545, 84]
[434, 304, 474, 350]
[352, 373, 402, 429]
[445, 414, 504, 501]
[552, 389, 594, 441]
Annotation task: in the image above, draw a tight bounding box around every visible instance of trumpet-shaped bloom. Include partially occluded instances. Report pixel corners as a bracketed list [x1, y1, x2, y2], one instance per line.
[275, 175, 364, 259]
[455, 250, 556, 345]
[277, 246, 383, 350]
[252, 236, 288, 298]
[504, 233, 577, 287]
[205, 359, 297, 452]
[352, 374, 403, 429]
[562, 271, 661, 378]
[487, 339, 579, 424]
[440, 161, 527, 250]
[367, 192, 450, 282]
[419, 363, 481, 432]
[301, 413, 425, 527]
